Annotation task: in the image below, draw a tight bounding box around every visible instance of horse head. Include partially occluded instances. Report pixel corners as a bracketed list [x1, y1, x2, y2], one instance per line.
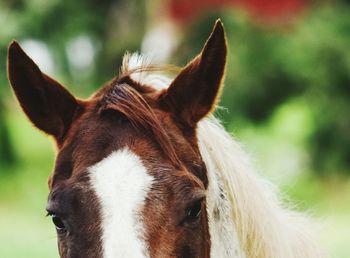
[8, 20, 227, 258]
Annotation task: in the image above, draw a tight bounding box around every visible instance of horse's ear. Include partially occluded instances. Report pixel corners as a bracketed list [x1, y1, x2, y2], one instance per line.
[160, 20, 227, 127]
[7, 41, 80, 143]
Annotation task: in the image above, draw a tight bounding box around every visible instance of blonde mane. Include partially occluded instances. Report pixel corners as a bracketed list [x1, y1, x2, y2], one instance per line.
[198, 117, 326, 258]
[122, 53, 326, 258]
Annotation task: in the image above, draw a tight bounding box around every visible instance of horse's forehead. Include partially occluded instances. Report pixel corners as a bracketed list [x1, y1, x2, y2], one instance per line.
[89, 147, 154, 257]
[51, 91, 201, 184]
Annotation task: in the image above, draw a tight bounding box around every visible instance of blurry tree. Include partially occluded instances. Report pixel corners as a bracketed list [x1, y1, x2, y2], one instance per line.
[178, 4, 350, 176]
[0, 90, 15, 167]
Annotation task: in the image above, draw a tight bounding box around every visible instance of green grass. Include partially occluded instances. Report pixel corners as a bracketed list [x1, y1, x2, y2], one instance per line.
[284, 177, 350, 258]
[0, 206, 58, 258]
[1, 109, 350, 258]
[0, 109, 58, 257]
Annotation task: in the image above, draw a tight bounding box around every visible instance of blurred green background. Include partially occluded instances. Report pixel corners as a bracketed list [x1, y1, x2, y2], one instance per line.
[0, 0, 349, 257]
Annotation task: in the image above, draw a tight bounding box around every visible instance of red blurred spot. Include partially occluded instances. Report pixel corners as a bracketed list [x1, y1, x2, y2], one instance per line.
[168, 0, 307, 24]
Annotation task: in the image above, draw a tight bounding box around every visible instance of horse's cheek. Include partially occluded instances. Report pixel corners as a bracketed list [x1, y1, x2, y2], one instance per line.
[57, 239, 68, 258]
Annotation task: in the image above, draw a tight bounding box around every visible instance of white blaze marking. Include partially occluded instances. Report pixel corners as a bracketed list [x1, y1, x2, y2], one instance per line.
[89, 148, 153, 258]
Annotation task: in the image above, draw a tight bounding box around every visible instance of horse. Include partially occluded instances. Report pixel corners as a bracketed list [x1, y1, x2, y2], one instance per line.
[7, 20, 325, 258]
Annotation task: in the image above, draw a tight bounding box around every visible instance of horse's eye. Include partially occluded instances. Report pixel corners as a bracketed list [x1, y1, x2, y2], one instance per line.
[51, 214, 66, 232]
[186, 199, 202, 222]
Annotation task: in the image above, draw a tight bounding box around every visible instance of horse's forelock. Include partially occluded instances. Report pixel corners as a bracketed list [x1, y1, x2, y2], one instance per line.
[99, 81, 181, 168]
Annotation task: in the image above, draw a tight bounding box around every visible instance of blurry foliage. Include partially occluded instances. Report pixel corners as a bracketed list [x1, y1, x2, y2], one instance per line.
[179, 4, 350, 176]
[0, 0, 146, 89]
[0, 101, 15, 166]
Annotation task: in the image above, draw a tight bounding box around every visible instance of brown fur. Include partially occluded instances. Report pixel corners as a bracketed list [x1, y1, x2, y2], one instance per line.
[7, 20, 227, 258]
